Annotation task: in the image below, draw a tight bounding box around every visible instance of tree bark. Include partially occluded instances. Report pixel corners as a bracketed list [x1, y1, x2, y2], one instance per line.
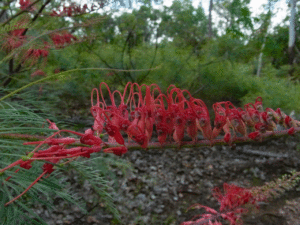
[288, 0, 297, 65]
[257, 27, 269, 77]
[208, 0, 213, 38]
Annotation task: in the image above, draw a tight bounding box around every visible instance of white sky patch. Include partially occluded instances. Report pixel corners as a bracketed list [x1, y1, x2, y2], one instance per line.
[14, 0, 289, 33]
[162, 0, 289, 29]
[45, 0, 289, 28]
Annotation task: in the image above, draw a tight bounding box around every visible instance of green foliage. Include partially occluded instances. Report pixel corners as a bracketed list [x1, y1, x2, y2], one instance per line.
[241, 75, 300, 113]
[186, 61, 253, 105]
[69, 155, 132, 220]
[0, 97, 131, 224]
[0, 100, 86, 225]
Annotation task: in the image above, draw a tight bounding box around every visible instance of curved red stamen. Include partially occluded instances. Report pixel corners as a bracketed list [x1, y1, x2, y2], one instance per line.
[112, 90, 124, 106]
[123, 82, 133, 105]
[91, 88, 99, 107]
[166, 84, 177, 95]
[99, 82, 115, 107]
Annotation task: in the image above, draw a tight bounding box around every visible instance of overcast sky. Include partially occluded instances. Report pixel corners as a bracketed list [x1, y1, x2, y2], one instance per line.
[104, 0, 290, 29]
[162, 0, 289, 28]
[14, 0, 289, 29]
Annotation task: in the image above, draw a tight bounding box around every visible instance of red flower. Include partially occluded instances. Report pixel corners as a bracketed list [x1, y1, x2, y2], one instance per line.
[248, 131, 260, 141]
[254, 122, 267, 133]
[2, 31, 26, 52]
[42, 163, 54, 174]
[285, 116, 292, 127]
[103, 146, 128, 156]
[50, 10, 60, 17]
[11, 28, 26, 37]
[51, 32, 77, 48]
[80, 133, 102, 146]
[213, 183, 255, 212]
[104, 123, 124, 145]
[20, 161, 32, 170]
[288, 127, 295, 136]
[20, 0, 34, 11]
[224, 133, 231, 143]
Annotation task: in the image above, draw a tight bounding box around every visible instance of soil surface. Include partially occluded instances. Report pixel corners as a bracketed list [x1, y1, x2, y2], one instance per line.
[35, 134, 300, 225]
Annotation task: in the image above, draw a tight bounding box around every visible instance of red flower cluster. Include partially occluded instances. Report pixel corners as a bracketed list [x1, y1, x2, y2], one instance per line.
[51, 32, 77, 48]
[90, 82, 300, 149]
[1, 120, 118, 206]
[19, 0, 35, 11]
[23, 45, 49, 67]
[50, 3, 88, 17]
[181, 183, 256, 225]
[2, 27, 26, 52]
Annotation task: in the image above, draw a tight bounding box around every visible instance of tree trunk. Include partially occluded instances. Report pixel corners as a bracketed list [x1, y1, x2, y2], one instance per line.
[288, 0, 297, 65]
[208, 0, 213, 38]
[256, 30, 269, 77]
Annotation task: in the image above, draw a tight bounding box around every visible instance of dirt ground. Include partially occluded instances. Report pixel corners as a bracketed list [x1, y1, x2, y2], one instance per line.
[35, 132, 300, 225]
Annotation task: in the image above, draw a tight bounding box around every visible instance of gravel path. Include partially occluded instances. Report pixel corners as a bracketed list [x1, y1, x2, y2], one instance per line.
[35, 134, 300, 225]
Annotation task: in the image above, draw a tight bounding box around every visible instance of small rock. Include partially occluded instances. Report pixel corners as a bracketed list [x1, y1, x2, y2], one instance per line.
[192, 168, 203, 176]
[136, 193, 146, 201]
[83, 180, 91, 191]
[154, 208, 163, 214]
[153, 186, 161, 194]
[150, 166, 157, 171]
[162, 187, 168, 192]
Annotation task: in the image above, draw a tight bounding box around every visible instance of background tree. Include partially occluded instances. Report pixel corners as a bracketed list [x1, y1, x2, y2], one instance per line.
[289, 0, 297, 66]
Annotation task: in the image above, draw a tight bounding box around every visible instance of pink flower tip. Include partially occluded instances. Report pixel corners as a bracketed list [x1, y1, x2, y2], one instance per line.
[46, 119, 59, 130]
